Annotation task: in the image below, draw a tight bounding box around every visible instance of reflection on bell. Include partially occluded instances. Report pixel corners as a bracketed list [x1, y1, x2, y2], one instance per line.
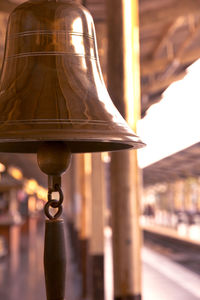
[0, 0, 145, 153]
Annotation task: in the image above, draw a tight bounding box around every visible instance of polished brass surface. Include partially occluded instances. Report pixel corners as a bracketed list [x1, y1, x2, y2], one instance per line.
[0, 0, 145, 153]
[37, 142, 71, 176]
[37, 141, 71, 191]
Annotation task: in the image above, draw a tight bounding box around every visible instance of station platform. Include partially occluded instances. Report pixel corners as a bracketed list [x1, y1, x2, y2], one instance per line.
[104, 226, 200, 300]
[142, 222, 200, 246]
[0, 222, 199, 300]
[142, 247, 200, 300]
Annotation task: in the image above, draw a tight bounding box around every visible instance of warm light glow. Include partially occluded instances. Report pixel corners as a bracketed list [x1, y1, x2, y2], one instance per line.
[25, 179, 47, 201]
[28, 196, 36, 213]
[0, 162, 5, 173]
[101, 152, 111, 163]
[138, 59, 200, 168]
[25, 179, 38, 194]
[37, 187, 47, 201]
[8, 166, 23, 180]
[84, 153, 92, 175]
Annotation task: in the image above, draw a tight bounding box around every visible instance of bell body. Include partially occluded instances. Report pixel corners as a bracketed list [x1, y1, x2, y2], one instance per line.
[0, 0, 144, 153]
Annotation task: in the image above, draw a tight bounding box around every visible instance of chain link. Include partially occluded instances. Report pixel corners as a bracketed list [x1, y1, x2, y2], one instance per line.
[44, 184, 64, 220]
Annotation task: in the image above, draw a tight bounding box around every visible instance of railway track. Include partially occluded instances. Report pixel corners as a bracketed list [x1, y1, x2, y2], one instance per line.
[143, 229, 200, 275]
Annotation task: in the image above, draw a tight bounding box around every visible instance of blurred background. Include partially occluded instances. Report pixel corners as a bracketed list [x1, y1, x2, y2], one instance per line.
[0, 0, 200, 300]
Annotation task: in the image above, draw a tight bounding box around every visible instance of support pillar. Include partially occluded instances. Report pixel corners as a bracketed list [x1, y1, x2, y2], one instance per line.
[63, 157, 75, 248]
[68, 156, 80, 261]
[79, 154, 92, 299]
[106, 0, 142, 299]
[63, 154, 91, 300]
[73, 154, 89, 295]
[89, 153, 105, 300]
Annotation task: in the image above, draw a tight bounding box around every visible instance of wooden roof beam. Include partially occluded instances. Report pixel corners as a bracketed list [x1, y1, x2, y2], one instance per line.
[140, 0, 200, 28]
[141, 96, 162, 117]
[141, 48, 200, 76]
[152, 17, 185, 59]
[159, 20, 200, 79]
[142, 72, 185, 94]
[141, 70, 185, 114]
[140, 0, 175, 14]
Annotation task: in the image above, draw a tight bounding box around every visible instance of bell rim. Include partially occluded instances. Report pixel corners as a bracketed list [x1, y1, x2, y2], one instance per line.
[0, 134, 145, 153]
[0, 120, 145, 153]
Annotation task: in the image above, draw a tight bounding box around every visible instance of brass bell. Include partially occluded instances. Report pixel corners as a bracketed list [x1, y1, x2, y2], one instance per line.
[0, 1, 145, 300]
[0, 0, 144, 154]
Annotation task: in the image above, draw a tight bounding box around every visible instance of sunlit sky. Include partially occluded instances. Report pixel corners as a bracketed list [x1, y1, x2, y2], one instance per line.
[137, 59, 200, 168]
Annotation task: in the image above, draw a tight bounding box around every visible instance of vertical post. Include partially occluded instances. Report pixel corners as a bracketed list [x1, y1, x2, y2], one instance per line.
[70, 154, 92, 299]
[63, 156, 87, 300]
[69, 156, 81, 262]
[89, 153, 105, 300]
[63, 159, 74, 227]
[106, 0, 142, 299]
[73, 155, 87, 282]
[79, 154, 92, 299]
[62, 158, 76, 260]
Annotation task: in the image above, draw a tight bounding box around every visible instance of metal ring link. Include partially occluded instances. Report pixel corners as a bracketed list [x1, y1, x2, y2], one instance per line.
[48, 184, 63, 208]
[44, 200, 63, 220]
